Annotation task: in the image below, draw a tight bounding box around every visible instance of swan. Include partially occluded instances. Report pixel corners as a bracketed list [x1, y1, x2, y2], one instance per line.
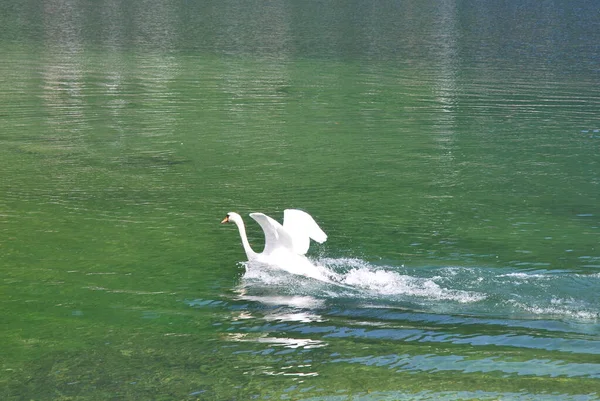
[220, 209, 327, 270]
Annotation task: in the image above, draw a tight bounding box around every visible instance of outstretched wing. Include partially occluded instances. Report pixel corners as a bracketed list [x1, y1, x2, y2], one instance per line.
[283, 209, 327, 255]
[249, 213, 295, 256]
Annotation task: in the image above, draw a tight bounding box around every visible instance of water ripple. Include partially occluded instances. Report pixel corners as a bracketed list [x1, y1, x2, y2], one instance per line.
[331, 353, 600, 378]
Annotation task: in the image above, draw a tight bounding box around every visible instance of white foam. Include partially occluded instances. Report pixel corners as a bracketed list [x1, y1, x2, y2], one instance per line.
[340, 266, 486, 303]
[242, 257, 486, 304]
[509, 298, 599, 321]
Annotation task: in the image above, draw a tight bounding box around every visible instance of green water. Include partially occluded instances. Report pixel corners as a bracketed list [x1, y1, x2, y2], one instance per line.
[2, 1, 600, 400]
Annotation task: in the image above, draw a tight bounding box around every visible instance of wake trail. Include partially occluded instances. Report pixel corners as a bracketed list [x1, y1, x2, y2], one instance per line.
[239, 257, 600, 322]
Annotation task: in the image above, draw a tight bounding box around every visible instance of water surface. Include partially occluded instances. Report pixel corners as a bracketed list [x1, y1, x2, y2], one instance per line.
[1, 1, 599, 400]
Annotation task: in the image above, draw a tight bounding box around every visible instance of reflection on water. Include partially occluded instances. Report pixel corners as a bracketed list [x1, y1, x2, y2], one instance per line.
[2, 0, 600, 399]
[225, 332, 326, 350]
[233, 287, 326, 323]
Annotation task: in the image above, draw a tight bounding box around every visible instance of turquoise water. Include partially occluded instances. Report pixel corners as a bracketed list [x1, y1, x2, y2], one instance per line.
[1, 1, 600, 400]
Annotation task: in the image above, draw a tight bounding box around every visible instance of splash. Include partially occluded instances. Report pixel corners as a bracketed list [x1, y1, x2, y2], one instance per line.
[240, 257, 486, 304]
[238, 257, 600, 322]
[331, 259, 486, 303]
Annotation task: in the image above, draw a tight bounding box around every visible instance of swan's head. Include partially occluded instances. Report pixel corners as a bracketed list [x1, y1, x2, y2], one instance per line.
[221, 212, 242, 225]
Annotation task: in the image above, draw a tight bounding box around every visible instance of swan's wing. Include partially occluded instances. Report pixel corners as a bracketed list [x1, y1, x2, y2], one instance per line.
[249, 213, 295, 255]
[283, 209, 327, 255]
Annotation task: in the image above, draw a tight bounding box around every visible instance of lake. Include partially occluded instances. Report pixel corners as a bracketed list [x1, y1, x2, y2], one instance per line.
[1, 0, 599, 400]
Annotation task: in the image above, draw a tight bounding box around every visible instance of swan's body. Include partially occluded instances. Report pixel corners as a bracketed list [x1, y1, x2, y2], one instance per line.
[221, 209, 327, 274]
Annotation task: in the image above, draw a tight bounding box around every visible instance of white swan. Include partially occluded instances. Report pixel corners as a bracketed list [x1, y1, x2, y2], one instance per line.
[221, 209, 327, 270]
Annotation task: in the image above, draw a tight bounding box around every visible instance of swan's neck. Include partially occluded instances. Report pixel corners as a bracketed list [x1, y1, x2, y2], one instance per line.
[234, 218, 257, 260]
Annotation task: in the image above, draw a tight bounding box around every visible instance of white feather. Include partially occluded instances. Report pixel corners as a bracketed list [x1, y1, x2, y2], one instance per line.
[223, 209, 327, 261]
[283, 209, 328, 255]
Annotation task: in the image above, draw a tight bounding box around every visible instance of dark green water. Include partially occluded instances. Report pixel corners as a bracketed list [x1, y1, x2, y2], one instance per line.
[1, 1, 600, 400]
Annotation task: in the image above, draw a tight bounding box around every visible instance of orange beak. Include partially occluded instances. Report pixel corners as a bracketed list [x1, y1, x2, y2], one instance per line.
[221, 216, 229, 224]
